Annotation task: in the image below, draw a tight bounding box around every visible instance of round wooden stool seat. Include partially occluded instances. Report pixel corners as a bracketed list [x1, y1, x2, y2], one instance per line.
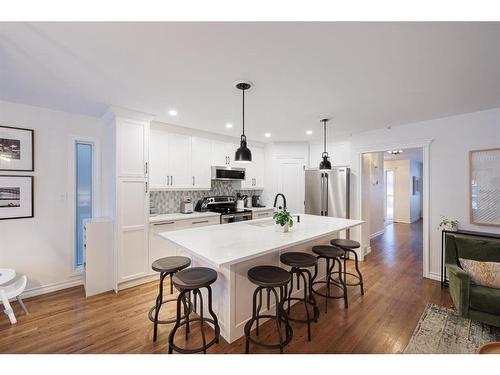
[247, 265, 291, 287]
[152, 256, 191, 273]
[280, 252, 317, 268]
[172, 267, 217, 289]
[330, 239, 360, 249]
[312, 245, 345, 258]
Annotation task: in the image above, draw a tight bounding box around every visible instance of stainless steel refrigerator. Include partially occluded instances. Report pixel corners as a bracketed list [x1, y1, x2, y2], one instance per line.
[304, 167, 350, 218]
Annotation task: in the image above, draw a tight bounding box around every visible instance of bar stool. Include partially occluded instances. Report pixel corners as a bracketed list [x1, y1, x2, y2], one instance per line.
[311, 245, 348, 312]
[244, 265, 293, 354]
[330, 239, 364, 295]
[280, 252, 319, 341]
[148, 256, 192, 341]
[168, 267, 220, 354]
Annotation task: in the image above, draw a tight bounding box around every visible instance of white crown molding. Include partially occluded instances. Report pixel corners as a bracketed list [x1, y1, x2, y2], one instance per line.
[102, 106, 155, 124]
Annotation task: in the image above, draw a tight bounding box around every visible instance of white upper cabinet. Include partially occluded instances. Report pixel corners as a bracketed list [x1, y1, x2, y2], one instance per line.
[117, 118, 149, 178]
[167, 133, 192, 188]
[149, 128, 169, 188]
[148, 126, 265, 191]
[191, 137, 212, 189]
[240, 145, 264, 189]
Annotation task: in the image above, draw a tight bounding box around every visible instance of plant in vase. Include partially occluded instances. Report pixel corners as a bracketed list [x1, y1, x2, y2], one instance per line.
[437, 216, 459, 231]
[273, 208, 294, 233]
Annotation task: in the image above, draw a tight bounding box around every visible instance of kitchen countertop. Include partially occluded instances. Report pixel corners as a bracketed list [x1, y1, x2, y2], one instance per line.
[150, 211, 220, 223]
[160, 214, 363, 268]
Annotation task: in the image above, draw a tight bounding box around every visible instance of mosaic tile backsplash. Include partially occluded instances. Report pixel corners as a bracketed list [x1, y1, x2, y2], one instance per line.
[150, 180, 263, 214]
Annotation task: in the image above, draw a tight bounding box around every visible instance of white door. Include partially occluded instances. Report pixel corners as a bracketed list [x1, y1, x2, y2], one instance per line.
[191, 137, 212, 189]
[276, 158, 305, 214]
[117, 118, 148, 178]
[168, 133, 192, 188]
[149, 128, 169, 188]
[118, 178, 149, 282]
[385, 169, 394, 224]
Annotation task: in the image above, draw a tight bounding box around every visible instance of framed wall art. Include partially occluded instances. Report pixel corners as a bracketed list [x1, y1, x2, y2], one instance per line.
[0, 125, 34, 171]
[0, 175, 33, 220]
[469, 148, 500, 226]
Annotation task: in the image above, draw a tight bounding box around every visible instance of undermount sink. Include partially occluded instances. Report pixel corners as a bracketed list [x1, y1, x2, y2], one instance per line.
[246, 219, 275, 227]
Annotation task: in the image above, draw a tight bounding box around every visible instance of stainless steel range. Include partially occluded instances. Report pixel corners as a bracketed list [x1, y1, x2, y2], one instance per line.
[195, 196, 252, 224]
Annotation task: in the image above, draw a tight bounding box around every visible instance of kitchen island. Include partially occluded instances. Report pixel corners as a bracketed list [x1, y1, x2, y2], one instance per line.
[159, 214, 363, 343]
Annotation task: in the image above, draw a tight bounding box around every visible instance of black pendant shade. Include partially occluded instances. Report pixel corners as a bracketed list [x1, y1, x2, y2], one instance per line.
[319, 118, 332, 171]
[234, 82, 252, 163]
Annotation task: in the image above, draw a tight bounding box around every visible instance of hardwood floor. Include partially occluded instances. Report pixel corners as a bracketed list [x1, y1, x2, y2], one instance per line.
[0, 220, 451, 354]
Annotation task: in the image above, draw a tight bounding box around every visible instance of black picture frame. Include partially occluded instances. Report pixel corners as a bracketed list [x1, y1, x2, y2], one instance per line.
[0, 175, 34, 220]
[0, 125, 34, 172]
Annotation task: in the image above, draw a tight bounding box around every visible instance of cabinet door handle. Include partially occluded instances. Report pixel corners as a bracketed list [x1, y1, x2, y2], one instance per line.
[145, 182, 148, 193]
[171, 175, 173, 185]
[154, 221, 175, 226]
[227, 156, 230, 164]
[192, 220, 209, 224]
[166, 176, 170, 185]
[192, 176, 195, 186]
[144, 162, 148, 175]
[258, 213, 268, 216]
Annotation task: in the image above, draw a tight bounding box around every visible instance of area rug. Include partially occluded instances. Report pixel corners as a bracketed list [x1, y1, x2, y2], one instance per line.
[404, 304, 500, 354]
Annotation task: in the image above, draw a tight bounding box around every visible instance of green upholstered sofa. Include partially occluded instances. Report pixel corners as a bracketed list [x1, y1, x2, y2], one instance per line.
[445, 234, 500, 329]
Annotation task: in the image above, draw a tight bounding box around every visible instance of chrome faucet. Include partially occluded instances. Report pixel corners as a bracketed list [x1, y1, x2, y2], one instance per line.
[273, 193, 287, 210]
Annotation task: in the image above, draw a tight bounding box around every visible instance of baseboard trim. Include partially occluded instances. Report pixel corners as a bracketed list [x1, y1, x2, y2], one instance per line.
[118, 274, 157, 291]
[370, 229, 385, 239]
[21, 277, 83, 299]
[427, 272, 441, 282]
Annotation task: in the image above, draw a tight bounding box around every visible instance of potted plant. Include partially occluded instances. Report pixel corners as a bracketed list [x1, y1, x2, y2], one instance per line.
[438, 216, 459, 231]
[273, 208, 294, 233]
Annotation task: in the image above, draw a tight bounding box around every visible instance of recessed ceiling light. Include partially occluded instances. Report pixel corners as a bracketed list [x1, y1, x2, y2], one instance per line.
[225, 123, 233, 129]
[306, 130, 313, 135]
[264, 133, 271, 138]
[168, 109, 178, 116]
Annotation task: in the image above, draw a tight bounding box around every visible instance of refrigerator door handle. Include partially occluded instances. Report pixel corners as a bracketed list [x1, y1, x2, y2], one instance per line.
[325, 172, 329, 216]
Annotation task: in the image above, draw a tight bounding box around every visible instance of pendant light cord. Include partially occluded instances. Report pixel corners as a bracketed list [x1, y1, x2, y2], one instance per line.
[242, 89, 245, 137]
[323, 119, 327, 154]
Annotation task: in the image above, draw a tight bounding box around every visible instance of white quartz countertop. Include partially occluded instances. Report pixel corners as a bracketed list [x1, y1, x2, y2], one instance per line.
[249, 206, 274, 212]
[150, 211, 220, 223]
[160, 214, 363, 268]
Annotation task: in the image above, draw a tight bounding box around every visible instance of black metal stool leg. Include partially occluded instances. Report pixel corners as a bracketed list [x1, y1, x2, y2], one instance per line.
[196, 290, 207, 354]
[351, 249, 364, 295]
[335, 258, 348, 308]
[255, 288, 262, 336]
[206, 286, 220, 344]
[270, 287, 284, 354]
[168, 289, 189, 354]
[170, 274, 174, 294]
[153, 272, 168, 341]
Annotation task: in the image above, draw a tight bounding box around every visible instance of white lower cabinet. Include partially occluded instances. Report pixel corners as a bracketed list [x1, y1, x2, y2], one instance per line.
[148, 216, 220, 273]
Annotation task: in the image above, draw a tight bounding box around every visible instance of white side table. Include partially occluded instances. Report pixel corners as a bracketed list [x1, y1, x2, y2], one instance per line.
[0, 268, 17, 324]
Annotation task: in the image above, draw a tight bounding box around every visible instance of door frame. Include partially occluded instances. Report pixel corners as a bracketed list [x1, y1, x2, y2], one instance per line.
[356, 138, 432, 279]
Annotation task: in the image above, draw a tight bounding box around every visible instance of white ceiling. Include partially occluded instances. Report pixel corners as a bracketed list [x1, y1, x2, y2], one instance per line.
[1, 22, 500, 142]
[384, 147, 423, 162]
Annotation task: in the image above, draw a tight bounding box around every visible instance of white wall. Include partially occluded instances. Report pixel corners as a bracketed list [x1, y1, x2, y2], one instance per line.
[346, 108, 500, 279]
[362, 152, 385, 240]
[0, 100, 106, 296]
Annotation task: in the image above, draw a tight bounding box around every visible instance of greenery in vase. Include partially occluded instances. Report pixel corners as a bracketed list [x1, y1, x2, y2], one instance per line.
[437, 216, 459, 230]
[273, 208, 294, 228]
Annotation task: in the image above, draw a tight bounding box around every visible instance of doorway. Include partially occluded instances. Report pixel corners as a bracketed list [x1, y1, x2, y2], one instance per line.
[358, 143, 429, 279]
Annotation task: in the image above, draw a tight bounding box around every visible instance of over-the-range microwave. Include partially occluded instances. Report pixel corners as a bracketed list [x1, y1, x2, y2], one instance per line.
[211, 166, 246, 180]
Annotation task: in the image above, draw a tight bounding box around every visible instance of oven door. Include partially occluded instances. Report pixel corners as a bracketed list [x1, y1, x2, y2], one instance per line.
[221, 212, 252, 224]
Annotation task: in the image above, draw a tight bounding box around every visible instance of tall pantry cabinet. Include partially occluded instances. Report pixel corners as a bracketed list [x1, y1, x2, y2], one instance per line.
[103, 107, 153, 291]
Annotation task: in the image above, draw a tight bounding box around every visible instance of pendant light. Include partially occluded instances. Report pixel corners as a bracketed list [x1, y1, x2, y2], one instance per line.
[319, 118, 332, 170]
[234, 81, 252, 163]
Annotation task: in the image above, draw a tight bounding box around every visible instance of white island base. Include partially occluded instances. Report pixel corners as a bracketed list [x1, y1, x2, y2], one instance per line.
[160, 214, 363, 343]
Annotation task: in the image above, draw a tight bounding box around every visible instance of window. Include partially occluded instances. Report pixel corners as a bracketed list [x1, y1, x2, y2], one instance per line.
[75, 142, 93, 268]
